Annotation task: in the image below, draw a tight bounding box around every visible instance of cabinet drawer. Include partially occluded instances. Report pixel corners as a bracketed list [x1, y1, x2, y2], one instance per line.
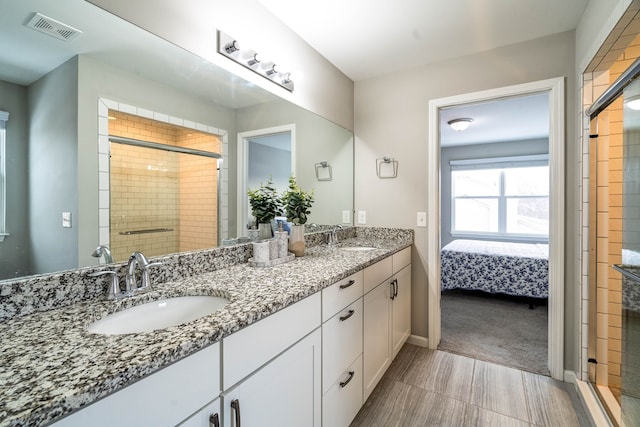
[392, 247, 411, 273]
[322, 271, 363, 322]
[322, 298, 363, 394]
[322, 354, 363, 427]
[223, 292, 321, 389]
[363, 256, 392, 294]
[177, 398, 220, 427]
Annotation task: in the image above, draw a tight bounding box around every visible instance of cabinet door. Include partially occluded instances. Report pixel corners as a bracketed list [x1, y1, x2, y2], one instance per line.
[222, 329, 321, 427]
[178, 398, 221, 427]
[392, 264, 411, 359]
[363, 281, 392, 401]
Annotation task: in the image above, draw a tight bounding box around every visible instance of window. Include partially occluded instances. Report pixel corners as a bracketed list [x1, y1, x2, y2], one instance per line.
[451, 155, 549, 240]
[0, 110, 8, 242]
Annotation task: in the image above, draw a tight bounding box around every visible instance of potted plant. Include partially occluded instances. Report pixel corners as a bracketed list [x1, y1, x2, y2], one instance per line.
[282, 176, 314, 256]
[247, 178, 282, 240]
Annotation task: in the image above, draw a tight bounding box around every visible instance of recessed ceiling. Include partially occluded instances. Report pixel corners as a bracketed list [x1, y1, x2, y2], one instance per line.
[259, 0, 589, 82]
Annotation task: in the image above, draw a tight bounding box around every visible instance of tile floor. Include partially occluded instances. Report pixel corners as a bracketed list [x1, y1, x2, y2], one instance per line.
[351, 344, 592, 426]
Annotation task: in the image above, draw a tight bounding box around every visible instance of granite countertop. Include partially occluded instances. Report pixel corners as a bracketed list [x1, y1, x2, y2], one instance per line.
[0, 235, 411, 427]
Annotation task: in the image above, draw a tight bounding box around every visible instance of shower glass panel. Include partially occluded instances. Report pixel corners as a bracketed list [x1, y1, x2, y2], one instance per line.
[588, 78, 640, 425]
[619, 80, 640, 426]
[110, 144, 219, 262]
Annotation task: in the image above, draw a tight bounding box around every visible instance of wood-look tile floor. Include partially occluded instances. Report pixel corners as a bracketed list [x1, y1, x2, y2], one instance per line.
[351, 344, 591, 426]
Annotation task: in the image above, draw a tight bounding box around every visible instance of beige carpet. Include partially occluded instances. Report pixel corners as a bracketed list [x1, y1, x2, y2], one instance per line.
[439, 290, 549, 376]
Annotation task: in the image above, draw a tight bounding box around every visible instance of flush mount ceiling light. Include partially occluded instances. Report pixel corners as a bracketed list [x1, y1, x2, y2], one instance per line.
[447, 118, 473, 131]
[217, 30, 294, 92]
[626, 95, 640, 110]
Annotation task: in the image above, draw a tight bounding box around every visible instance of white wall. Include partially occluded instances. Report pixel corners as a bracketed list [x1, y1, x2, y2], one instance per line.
[354, 31, 578, 368]
[86, 0, 354, 131]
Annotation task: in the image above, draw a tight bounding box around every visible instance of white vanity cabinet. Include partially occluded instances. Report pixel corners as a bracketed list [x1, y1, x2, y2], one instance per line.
[363, 247, 412, 400]
[50, 342, 221, 427]
[321, 272, 364, 427]
[221, 293, 322, 427]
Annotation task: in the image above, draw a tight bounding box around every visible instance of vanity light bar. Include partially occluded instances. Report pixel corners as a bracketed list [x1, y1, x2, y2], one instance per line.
[217, 30, 294, 92]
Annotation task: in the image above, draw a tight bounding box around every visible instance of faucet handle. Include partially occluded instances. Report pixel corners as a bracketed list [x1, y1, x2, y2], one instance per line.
[89, 270, 122, 301]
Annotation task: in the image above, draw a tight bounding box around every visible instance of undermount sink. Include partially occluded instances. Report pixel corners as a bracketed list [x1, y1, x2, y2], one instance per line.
[87, 296, 230, 335]
[340, 246, 377, 252]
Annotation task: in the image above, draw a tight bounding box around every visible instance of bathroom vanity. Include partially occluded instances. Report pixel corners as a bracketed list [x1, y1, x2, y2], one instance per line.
[0, 227, 412, 427]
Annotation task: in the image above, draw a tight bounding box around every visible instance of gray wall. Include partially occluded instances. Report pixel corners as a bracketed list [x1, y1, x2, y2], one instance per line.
[27, 57, 79, 275]
[248, 141, 291, 194]
[237, 99, 353, 226]
[0, 80, 29, 278]
[354, 30, 578, 370]
[440, 138, 549, 247]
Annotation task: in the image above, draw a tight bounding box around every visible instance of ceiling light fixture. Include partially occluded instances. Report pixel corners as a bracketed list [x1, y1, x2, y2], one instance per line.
[447, 118, 473, 131]
[217, 30, 294, 92]
[626, 95, 640, 110]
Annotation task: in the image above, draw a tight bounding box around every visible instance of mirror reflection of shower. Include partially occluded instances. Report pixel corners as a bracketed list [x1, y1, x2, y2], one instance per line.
[108, 111, 222, 263]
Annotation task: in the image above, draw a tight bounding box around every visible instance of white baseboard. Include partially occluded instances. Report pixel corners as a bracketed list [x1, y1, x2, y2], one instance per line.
[407, 335, 429, 347]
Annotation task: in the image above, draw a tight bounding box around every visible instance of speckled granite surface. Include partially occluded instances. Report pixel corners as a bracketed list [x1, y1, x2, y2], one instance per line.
[0, 228, 412, 427]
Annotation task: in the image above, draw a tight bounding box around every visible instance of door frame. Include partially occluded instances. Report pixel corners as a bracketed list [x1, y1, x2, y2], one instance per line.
[237, 124, 296, 237]
[427, 77, 565, 380]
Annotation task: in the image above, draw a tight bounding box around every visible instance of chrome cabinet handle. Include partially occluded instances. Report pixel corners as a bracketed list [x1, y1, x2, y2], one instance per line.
[209, 413, 220, 427]
[393, 279, 398, 298]
[231, 399, 241, 427]
[339, 279, 355, 290]
[339, 371, 355, 387]
[390, 280, 396, 300]
[339, 309, 355, 321]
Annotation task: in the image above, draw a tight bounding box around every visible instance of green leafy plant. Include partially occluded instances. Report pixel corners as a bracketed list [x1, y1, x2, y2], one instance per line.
[247, 178, 282, 224]
[282, 175, 314, 225]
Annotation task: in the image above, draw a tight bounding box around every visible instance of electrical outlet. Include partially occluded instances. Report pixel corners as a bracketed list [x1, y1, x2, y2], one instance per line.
[357, 210, 367, 225]
[342, 210, 351, 223]
[417, 212, 427, 227]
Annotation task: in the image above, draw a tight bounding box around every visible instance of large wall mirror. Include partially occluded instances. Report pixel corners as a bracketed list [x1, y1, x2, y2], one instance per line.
[0, 0, 353, 281]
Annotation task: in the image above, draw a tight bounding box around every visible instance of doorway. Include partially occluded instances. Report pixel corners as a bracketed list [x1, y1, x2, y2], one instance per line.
[427, 77, 566, 380]
[237, 124, 295, 236]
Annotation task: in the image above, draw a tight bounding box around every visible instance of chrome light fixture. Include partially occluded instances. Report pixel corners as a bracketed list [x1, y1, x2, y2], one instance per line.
[448, 118, 473, 131]
[217, 30, 294, 92]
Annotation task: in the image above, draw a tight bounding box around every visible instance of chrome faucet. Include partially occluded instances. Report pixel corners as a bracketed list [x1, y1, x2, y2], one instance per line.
[328, 224, 344, 246]
[91, 245, 113, 264]
[125, 251, 162, 294]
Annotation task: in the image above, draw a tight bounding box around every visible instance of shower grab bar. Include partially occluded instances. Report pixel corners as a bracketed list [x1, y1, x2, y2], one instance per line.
[119, 228, 174, 235]
[612, 264, 640, 283]
[109, 135, 222, 159]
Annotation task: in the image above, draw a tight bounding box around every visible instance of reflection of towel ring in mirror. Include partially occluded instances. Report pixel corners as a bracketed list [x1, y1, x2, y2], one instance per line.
[315, 161, 333, 181]
[376, 156, 398, 179]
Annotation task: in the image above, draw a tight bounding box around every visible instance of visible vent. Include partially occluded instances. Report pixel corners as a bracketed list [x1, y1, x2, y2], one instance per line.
[26, 13, 82, 42]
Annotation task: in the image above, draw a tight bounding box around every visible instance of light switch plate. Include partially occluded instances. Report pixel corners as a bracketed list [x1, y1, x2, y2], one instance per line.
[417, 212, 427, 227]
[357, 210, 367, 225]
[62, 212, 72, 228]
[342, 210, 351, 223]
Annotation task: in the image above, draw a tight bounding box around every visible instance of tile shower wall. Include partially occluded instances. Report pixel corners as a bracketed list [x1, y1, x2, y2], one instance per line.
[108, 111, 220, 261]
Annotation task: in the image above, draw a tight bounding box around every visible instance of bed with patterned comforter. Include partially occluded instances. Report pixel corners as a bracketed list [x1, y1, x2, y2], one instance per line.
[441, 239, 549, 298]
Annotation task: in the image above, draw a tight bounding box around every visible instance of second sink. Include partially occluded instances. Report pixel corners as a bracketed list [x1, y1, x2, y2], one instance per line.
[87, 296, 230, 335]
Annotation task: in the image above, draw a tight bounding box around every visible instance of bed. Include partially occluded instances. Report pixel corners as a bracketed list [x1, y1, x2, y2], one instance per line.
[441, 239, 549, 299]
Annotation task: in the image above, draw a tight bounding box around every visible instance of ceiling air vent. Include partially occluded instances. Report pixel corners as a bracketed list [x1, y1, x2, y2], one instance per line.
[26, 13, 82, 42]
